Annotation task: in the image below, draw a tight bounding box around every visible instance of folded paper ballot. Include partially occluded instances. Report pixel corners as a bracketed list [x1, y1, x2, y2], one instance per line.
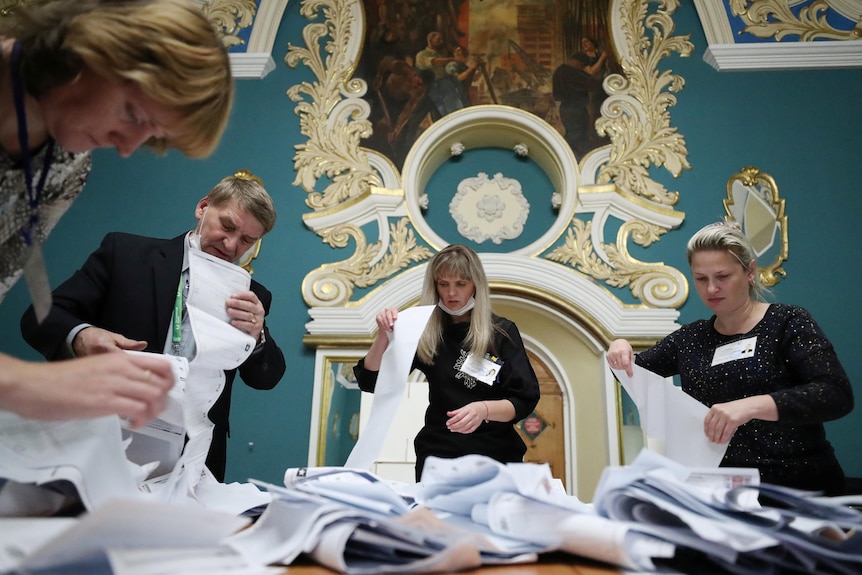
[278, 468, 412, 516]
[0, 413, 145, 515]
[0, 499, 250, 573]
[592, 450, 862, 574]
[232, 477, 535, 574]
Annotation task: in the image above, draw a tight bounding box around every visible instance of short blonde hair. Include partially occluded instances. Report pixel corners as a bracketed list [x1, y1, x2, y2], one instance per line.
[7, 0, 233, 158]
[206, 170, 277, 234]
[687, 221, 767, 301]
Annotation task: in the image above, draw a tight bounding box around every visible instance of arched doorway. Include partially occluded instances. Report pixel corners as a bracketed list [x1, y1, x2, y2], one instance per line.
[519, 351, 567, 489]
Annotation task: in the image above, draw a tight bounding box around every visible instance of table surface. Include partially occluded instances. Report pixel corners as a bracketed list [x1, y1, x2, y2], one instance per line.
[282, 554, 623, 574]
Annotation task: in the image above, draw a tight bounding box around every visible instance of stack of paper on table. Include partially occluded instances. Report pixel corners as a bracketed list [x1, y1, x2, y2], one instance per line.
[6, 451, 862, 574]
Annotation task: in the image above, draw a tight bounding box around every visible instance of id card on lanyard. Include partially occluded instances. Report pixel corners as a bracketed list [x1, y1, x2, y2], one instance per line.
[460, 352, 503, 386]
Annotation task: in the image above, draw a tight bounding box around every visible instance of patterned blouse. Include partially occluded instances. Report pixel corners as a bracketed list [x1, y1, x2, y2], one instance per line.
[0, 143, 91, 303]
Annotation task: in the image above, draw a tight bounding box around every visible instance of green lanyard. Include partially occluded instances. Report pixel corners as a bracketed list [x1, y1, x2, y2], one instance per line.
[171, 277, 183, 354]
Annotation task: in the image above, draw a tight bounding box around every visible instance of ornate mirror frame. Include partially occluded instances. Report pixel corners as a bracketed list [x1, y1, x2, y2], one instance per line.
[723, 166, 789, 287]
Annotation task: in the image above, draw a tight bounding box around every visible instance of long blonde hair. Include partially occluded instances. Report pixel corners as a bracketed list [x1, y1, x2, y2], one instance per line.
[417, 245, 498, 364]
[4, 0, 233, 158]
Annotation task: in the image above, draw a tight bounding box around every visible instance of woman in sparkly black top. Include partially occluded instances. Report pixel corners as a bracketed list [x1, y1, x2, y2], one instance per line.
[607, 222, 853, 495]
[354, 244, 541, 481]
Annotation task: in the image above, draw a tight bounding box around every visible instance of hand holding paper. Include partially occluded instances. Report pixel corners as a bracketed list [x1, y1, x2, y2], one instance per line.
[345, 305, 435, 470]
[187, 249, 257, 369]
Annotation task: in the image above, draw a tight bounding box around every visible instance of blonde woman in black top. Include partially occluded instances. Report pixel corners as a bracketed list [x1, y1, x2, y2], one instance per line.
[607, 222, 853, 494]
[354, 244, 541, 481]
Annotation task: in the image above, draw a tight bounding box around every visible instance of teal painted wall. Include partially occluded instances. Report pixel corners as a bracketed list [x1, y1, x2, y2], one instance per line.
[1, 0, 859, 486]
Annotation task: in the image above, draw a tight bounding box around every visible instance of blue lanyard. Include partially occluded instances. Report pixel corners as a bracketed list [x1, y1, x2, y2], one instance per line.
[10, 42, 55, 246]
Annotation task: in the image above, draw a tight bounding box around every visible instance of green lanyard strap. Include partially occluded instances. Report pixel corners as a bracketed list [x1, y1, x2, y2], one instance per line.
[171, 277, 183, 354]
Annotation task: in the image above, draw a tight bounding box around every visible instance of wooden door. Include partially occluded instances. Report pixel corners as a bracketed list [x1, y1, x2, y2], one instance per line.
[516, 351, 566, 489]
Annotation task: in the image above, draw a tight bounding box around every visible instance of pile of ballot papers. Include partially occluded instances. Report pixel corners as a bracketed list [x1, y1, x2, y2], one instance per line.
[6, 449, 862, 574]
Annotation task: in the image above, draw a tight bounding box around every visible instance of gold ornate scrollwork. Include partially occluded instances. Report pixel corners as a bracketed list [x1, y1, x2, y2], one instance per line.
[303, 218, 432, 307]
[197, 0, 258, 48]
[285, 0, 381, 211]
[723, 166, 788, 287]
[289, 0, 693, 311]
[595, 0, 694, 206]
[729, 0, 862, 42]
[347, 218, 432, 288]
[546, 218, 687, 308]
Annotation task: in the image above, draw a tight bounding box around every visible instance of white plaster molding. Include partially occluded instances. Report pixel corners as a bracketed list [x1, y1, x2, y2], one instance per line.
[230, 52, 276, 79]
[692, 0, 736, 45]
[450, 173, 530, 245]
[401, 105, 579, 256]
[482, 254, 681, 337]
[305, 254, 681, 338]
[301, 188, 409, 270]
[692, 0, 862, 71]
[366, 152, 402, 190]
[704, 41, 862, 71]
[306, 267, 425, 335]
[301, 188, 407, 232]
[577, 188, 685, 230]
[826, 0, 862, 21]
[247, 0, 290, 53]
[576, 187, 686, 264]
[578, 146, 611, 186]
[226, 0, 290, 79]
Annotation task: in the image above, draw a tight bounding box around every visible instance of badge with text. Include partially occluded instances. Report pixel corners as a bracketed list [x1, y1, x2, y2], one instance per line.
[460, 352, 503, 385]
[23, 242, 52, 323]
[711, 336, 757, 366]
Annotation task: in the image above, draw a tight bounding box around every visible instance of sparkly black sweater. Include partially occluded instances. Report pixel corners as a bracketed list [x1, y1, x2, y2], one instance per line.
[636, 303, 853, 493]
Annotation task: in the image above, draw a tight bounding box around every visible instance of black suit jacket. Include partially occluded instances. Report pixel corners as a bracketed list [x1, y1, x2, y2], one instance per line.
[21, 232, 286, 481]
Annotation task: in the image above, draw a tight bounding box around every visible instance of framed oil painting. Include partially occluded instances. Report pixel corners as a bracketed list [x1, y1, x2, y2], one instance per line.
[357, 0, 624, 168]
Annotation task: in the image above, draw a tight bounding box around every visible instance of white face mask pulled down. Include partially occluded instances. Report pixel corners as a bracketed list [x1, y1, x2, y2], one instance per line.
[189, 206, 208, 252]
[438, 296, 475, 317]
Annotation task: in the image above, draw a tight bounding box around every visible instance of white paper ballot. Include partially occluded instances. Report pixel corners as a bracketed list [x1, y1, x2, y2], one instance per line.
[187, 248, 256, 369]
[15, 499, 248, 572]
[345, 305, 435, 471]
[152, 364, 225, 503]
[122, 352, 189, 480]
[611, 364, 728, 468]
[0, 413, 144, 514]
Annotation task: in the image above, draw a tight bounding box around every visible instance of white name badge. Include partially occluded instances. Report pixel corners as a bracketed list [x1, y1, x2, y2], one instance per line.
[711, 336, 757, 366]
[460, 352, 501, 386]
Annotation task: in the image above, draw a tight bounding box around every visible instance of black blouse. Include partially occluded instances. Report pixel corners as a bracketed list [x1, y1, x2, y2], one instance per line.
[355, 314, 540, 479]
